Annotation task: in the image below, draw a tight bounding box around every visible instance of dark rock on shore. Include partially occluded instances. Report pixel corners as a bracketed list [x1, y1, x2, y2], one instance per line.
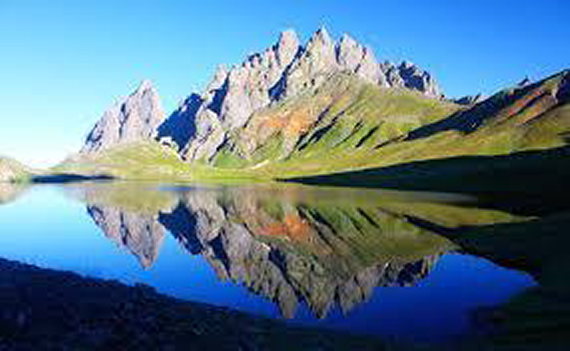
[0, 257, 386, 350]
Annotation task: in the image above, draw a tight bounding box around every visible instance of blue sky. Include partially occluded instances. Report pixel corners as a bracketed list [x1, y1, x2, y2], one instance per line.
[1, 0, 569, 167]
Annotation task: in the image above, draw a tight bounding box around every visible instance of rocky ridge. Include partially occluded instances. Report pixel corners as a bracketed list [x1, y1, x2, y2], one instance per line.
[79, 28, 444, 164]
[82, 80, 165, 153]
[163, 27, 443, 161]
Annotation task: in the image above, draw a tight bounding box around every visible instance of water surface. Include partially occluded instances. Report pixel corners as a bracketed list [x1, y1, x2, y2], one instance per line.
[0, 182, 534, 342]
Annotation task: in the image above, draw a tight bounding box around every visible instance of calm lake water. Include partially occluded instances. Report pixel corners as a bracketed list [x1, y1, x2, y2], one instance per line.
[0, 182, 534, 342]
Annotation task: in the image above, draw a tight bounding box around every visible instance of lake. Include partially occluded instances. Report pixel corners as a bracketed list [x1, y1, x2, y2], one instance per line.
[0, 181, 535, 344]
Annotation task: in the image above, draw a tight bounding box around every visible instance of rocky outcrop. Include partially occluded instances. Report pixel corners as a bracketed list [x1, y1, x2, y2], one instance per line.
[179, 30, 302, 159]
[395, 61, 442, 98]
[157, 27, 443, 161]
[82, 80, 165, 153]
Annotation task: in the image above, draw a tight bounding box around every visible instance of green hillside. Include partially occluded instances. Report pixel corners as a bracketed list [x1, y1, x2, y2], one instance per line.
[57, 69, 570, 182]
[207, 73, 461, 169]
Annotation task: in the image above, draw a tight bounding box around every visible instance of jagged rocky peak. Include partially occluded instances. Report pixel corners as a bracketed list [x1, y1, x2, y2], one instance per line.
[395, 60, 443, 98]
[82, 79, 165, 153]
[275, 29, 300, 66]
[160, 27, 444, 161]
[338, 34, 388, 86]
[281, 26, 338, 97]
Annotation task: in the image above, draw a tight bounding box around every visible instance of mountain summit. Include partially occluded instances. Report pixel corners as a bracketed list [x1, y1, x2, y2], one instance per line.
[153, 27, 442, 162]
[79, 28, 443, 161]
[81, 80, 165, 153]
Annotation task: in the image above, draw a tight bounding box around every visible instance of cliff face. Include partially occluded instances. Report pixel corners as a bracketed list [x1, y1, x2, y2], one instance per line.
[157, 27, 443, 162]
[81, 80, 165, 153]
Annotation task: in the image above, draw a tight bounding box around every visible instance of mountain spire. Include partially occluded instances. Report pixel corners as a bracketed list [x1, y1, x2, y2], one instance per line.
[81, 79, 165, 153]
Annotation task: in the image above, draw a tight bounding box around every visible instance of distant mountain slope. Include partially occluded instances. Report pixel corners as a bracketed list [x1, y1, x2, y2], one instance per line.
[408, 69, 570, 148]
[0, 157, 31, 182]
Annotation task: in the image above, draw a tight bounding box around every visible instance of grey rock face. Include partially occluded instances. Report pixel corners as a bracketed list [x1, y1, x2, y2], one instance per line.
[336, 34, 387, 86]
[396, 61, 443, 98]
[281, 27, 338, 98]
[180, 31, 302, 160]
[156, 94, 202, 151]
[82, 80, 165, 153]
[158, 27, 443, 162]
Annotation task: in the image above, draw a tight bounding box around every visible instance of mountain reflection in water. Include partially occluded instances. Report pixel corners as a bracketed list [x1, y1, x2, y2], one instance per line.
[66, 183, 522, 319]
[0, 182, 535, 342]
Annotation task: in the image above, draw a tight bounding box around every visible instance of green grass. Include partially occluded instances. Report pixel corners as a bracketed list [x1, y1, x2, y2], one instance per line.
[54, 141, 261, 182]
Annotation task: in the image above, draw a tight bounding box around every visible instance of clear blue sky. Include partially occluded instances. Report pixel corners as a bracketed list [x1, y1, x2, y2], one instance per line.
[1, 0, 569, 167]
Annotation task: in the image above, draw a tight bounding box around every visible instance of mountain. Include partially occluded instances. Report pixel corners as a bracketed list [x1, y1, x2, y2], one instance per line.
[61, 27, 569, 182]
[252, 68, 570, 178]
[81, 80, 165, 153]
[77, 28, 446, 160]
[0, 157, 31, 182]
[160, 27, 445, 162]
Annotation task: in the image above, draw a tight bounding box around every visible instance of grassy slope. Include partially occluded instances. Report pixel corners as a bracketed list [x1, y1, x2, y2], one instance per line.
[210, 73, 461, 171]
[54, 142, 261, 182]
[256, 70, 570, 178]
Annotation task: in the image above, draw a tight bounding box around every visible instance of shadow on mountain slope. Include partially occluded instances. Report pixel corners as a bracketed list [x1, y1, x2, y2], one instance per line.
[413, 211, 570, 350]
[287, 146, 570, 216]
